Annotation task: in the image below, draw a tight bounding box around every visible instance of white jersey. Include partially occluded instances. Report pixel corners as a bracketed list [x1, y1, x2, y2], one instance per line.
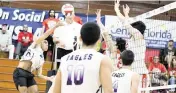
[59, 49, 104, 93]
[20, 44, 44, 72]
[127, 37, 148, 74]
[53, 22, 82, 50]
[112, 69, 135, 93]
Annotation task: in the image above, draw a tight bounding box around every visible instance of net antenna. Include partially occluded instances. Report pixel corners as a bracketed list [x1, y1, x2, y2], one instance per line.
[87, 0, 90, 22]
[139, 84, 176, 91]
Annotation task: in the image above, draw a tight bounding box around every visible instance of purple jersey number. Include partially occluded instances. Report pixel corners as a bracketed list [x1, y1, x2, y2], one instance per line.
[114, 88, 117, 93]
[67, 65, 85, 85]
[113, 80, 118, 93]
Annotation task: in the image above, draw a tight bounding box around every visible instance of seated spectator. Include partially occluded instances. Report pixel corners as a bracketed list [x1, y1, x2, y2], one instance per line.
[148, 56, 167, 93]
[0, 24, 14, 59]
[159, 40, 176, 69]
[157, 75, 168, 93]
[168, 57, 176, 92]
[15, 25, 33, 59]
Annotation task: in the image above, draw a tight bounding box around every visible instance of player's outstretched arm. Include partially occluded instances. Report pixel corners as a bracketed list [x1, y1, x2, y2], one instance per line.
[96, 9, 117, 62]
[122, 4, 144, 40]
[131, 73, 140, 93]
[31, 21, 65, 48]
[36, 66, 54, 82]
[114, 0, 143, 40]
[52, 70, 61, 93]
[100, 56, 113, 93]
[114, 0, 125, 20]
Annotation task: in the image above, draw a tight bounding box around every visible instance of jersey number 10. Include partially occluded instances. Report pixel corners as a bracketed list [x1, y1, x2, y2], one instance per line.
[67, 65, 85, 85]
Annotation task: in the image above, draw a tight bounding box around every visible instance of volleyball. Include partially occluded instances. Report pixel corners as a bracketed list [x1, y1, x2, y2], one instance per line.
[61, 4, 74, 16]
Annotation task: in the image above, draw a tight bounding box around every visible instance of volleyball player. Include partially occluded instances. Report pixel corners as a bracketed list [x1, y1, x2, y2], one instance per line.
[96, 9, 127, 70]
[96, 9, 140, 93]
[114, 0, 149, 90]
[115, 38, 127, 68]
[13, 21, 64, 93]
[112, 50, 140, 93]
[52, 22, 113, 93]
[96, 9, 118, 69]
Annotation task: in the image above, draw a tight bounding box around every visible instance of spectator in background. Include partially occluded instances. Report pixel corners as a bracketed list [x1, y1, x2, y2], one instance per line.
[168, 57, 176, 93]
[15, 25, 33, 59]
[157, 75, 168, 93]
[74, 16, 83, 25]
[42, 10, 59, 32]
[98, 38, 106, 54]
[53, 3, 82, 69]
[148, 56, 167, 93]
[42, 9, 59, 60]
[0, 24, 14, 59]
[160, 40, 176, 69]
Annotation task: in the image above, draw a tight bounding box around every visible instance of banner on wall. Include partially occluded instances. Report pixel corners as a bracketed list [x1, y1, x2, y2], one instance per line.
[1, 7, 176, 49]
[0, 7, 97, 45]
[105, 15, 176, 49]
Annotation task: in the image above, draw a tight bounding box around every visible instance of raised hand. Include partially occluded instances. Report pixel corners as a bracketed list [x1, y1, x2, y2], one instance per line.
[123, 4, 130, 18]
[95, 9, 102, 24]
[114, 0, 125, 20]
[114, 0, 120, 13]
[95, 9, 107, 32]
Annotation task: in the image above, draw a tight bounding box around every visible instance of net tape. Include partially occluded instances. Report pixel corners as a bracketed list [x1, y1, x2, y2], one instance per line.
[125, 1, 176, 25]
[139, 84, 176, 91]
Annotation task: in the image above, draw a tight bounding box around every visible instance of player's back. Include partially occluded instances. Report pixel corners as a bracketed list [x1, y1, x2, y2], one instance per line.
[60, 49, 104, 93]
[112, 69, 134, 93]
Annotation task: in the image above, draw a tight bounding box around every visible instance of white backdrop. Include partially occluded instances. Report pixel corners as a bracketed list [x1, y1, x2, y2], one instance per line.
[105, 15, 176, 48]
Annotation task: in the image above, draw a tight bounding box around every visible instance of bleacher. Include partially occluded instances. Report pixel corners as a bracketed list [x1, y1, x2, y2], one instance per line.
[0, 58, 52, 93]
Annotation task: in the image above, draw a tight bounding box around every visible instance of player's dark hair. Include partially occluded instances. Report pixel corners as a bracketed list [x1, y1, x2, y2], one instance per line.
[131, 21, 146, 35]
[101, 38, 104, 42]
[2, 24, 7, 26]
[99, 49, 105, 54]
[116, 38, 126, 52]
[120, 50, 134, 66]
[169, 40, 174, 43]
[49, 9, 55, 17]
[81, 22, 100, 46]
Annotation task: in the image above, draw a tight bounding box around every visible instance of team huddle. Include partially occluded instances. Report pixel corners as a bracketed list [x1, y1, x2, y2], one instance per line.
[12, 0, 149, 93]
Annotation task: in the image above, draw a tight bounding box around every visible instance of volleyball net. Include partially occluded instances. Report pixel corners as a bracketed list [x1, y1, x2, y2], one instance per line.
[110, 1, 176, 93]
